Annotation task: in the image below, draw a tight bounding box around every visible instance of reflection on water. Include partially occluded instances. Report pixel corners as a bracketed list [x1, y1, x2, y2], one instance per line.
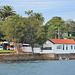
[0, 60, 75, 75]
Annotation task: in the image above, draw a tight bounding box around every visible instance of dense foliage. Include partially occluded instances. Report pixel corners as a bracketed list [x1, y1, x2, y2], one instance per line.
[0, 5, 75, 46]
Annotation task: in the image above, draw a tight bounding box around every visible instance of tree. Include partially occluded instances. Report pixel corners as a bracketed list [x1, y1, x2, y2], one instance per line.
[0, 20, 4, 41]
[23, 10, 45, 49]
[32, 13, 44, 25]
[0, 5, 16, 20]
[64, 19, 75, 39]
[2, 15, 24, 54]
[64, 19, 75, 32]
[45, 16, 64, 39]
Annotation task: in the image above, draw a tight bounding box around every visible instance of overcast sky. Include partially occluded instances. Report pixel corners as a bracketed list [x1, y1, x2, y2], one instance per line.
[1, 0, 75, 23]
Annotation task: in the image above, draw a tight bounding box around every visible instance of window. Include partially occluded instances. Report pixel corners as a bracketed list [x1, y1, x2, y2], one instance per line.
[45, 47, 52, 50]
[63, 45, 64, 50]
[66, 45, 68, 50]
[74, 46, 75, 49]
[57, 45, 62, 49]
[50, 47, 52, 50]
[71, 45, 73, 49]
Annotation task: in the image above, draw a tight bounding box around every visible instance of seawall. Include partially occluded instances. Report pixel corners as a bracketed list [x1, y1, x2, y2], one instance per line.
[0, 53, 55, 62]
[1, 53, 75, 62]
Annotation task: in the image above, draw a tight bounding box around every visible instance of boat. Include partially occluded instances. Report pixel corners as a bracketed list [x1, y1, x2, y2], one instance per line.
[65, 58, 69, 60]
[59, 56, 62, 60]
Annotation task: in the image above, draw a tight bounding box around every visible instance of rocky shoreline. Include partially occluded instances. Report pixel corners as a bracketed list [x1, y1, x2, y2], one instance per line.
[0, 53, 54, 62]
[0, 53, 75, 62]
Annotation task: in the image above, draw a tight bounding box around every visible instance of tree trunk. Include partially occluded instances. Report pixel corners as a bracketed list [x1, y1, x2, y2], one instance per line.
[31, 44, 34, 53]
[58, 28, 60, 39]
[15, 43, 18, 54]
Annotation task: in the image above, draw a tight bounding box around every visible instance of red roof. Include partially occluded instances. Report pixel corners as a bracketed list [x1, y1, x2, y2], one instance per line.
[49, 39, 75, 44]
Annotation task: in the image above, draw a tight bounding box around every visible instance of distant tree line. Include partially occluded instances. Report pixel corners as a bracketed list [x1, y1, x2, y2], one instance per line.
[0, 5, 75, 46]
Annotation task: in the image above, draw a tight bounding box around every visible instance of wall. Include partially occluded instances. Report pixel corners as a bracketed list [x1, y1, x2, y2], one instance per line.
[22, 47, 32, 52]
[33, 47, 41, 53]
[55, 44, 75, 54]
[41, 40, 55, 53]
[43, 40, 54, 50]
[0, 53, 55, 62]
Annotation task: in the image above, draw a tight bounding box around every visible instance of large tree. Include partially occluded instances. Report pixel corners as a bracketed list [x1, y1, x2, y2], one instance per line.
[23, 10, 45, 47]
[64, 19, 75, 39]
[64, 19, 75, 32]
[45, 16, 64, 39]
[2, 15, 24, 42]
[1, 15, 24, 54]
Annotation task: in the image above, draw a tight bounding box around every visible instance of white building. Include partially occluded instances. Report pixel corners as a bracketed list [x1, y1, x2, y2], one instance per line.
[22, 44, 32, 52]
[40, 39, 75, 54]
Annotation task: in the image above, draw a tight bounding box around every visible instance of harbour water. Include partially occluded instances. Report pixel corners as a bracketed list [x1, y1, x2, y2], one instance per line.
[0, 60, 75, 75]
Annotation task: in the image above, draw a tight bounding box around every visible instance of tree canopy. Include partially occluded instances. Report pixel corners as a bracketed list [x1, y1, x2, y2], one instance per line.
[0, 5, 75, 46]
[45, 17, 64, 39]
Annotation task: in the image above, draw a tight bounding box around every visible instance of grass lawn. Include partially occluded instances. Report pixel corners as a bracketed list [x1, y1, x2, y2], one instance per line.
[0, 50, 15, 53]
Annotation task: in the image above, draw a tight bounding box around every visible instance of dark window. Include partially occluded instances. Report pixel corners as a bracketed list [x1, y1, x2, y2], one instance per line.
[63, 45, 64, 50]
[45, 47, 52, 50]
[66, 45, 68, 50]
[74, 46, 75, 49]
[22, 45, 30, 47]
[50, 47, 52, 50]
[71, 45, 73, 49]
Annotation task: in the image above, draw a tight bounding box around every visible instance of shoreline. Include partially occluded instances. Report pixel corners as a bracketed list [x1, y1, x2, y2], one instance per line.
[0, 53, 54, 62]
[0, 53, 75, 63]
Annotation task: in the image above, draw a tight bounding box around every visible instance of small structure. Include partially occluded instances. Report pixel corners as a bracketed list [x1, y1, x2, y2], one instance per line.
[0, 42, 3, 50]
[22, 44, 32, 52]
[41, 39, 75, 54]
[10, 42, 15, 51]
[10, 42, 22, 51]
[3, 41, 9, 50]
[17, 43, 22, 51]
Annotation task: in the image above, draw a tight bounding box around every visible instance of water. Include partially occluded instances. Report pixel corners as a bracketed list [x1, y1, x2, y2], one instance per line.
[0, 60, 75, 75]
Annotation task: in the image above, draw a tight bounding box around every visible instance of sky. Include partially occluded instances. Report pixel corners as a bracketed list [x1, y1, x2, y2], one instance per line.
[0, 0, 75, 23]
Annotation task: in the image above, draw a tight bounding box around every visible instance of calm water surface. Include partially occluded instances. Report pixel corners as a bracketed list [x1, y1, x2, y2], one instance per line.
[0, 60, 75, 75]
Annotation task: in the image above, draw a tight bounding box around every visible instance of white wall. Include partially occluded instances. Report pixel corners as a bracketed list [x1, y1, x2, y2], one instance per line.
[33, 47, 41, 53]
[55, 44, 75, 54]
[40, 50, 54, 54]
[22, 47, 32, 52]
[43, 40, 54, 50]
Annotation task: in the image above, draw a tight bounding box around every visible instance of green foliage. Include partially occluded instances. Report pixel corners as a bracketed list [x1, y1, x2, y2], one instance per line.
[20, 11, 45, 45]
[45, 16, 64, 39]
[0, 5, 16, 20]
[2, 15, 24, 42]
[64, 19, 75, 32]
[0, 5, 75, 45]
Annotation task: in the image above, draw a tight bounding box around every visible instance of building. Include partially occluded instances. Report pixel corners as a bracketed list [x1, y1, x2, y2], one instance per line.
[40, 39, 75, 54]
[22, 44, 32, 52]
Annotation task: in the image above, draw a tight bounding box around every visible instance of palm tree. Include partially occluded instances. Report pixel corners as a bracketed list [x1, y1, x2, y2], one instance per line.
[33, 13, 44, 24]
[0, 5, 16, 20]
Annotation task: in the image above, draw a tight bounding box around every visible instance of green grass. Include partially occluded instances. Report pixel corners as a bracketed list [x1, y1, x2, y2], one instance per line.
[0, 50, 15, 53]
